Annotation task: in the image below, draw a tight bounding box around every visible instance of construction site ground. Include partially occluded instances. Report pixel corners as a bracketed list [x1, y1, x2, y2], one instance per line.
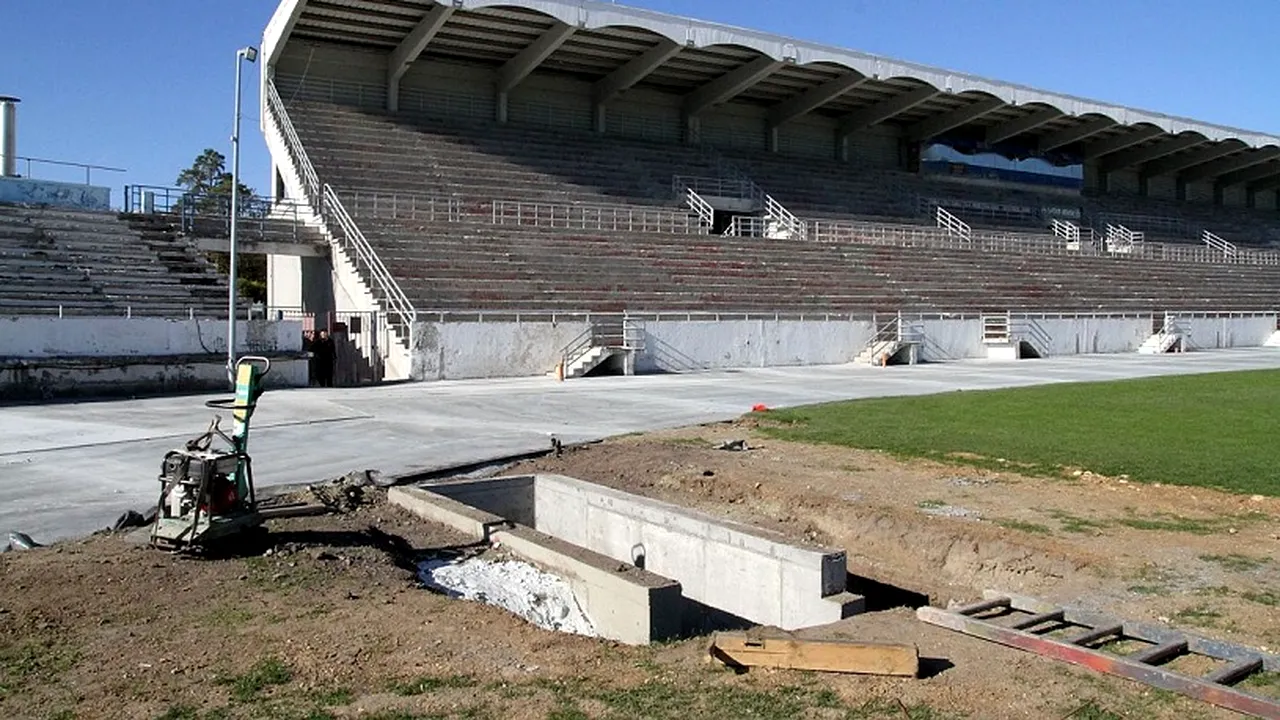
[4, 421, 1278, 720]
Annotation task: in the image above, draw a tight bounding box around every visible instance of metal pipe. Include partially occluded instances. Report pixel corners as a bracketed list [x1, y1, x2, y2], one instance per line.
[228, 46, 258, 386]
[0, 96, 19, 178]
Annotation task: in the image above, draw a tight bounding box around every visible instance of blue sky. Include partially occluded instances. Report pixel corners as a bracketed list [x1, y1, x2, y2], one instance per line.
[2, 0, 1277, 205]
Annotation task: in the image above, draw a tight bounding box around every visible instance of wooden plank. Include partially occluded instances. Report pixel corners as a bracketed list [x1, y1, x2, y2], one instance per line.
[917, 606, 1280, 719]
[709, 631, 918, 677]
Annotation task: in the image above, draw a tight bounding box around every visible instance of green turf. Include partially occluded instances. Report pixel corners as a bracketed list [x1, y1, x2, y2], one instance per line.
[758, 369, 1280, 496]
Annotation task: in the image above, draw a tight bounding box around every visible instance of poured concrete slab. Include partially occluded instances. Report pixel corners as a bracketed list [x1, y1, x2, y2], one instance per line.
[3, 348, 1279, 542]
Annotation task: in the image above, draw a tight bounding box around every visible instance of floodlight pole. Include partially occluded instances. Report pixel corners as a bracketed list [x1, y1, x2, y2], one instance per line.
[228, 45, 258, 385]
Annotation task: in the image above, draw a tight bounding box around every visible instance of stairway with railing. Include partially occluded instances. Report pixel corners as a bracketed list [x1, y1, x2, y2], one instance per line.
[1104, 224, 1144, 254]
[936, 206, 972, 242]
[1202, 230, 1237, 260]
[265, 80, 417, 367]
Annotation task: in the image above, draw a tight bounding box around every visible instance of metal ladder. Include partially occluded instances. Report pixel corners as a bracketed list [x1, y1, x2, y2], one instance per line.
[918, 590, 1280, 718]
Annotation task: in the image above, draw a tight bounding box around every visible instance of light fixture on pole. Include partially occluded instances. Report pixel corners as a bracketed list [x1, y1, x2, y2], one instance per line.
[228, 45, 258, 385]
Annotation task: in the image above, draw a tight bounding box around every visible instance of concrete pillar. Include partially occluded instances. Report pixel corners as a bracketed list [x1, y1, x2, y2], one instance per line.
[593, 103, 606, 134]
[837, 133, 849, 162]
[1082, 160, 1103, 194]
[496, 90, 509, 124]
[683, 114, 700, 145]
[767, 125, 779, 153]
[0, 96, 18, 178]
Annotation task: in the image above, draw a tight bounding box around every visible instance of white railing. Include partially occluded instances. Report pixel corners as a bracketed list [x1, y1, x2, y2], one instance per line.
[1051, 219, 1080, 243]
[490, 200, 705, 235]
[685, 188, 714, 231]
[321, 184, 416, 333]
[764, 193, 806, 239]
[266, 81, 320, 204]
[935, 206, 972, 241]
[671, 174, 754, 200]
[1105, 224, 1144, 254]
[1202, 230, 1237, 260]
[268, 81, 415, 337]
[336, 190, 463, 223]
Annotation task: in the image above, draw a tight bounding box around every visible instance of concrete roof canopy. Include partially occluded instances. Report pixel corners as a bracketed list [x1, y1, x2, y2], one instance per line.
[263, 0, 1280, 188]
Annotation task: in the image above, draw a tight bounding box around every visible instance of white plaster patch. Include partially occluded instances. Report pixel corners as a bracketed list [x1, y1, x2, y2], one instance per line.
[418, 556, 597, 637]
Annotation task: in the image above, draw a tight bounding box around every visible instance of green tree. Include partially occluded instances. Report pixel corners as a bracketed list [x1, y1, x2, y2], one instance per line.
[175, 148, 267, 303]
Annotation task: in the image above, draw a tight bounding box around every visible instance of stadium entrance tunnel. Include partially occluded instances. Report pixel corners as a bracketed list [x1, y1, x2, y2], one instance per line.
[388, 473, 869, 644]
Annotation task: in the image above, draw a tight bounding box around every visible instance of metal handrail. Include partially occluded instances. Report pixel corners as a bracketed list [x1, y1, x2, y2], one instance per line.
[12, 156, 126, 185]
[936, 206, 972, 241]
[559, 325, 596, 371]
[266, 81, 320, 204]
[320, 185, 416, 330]
[490, 199, 703, 235]
[321, 184, 416, 331]
[1202, 230, 1237, 259]
[685, 188, 714, 230]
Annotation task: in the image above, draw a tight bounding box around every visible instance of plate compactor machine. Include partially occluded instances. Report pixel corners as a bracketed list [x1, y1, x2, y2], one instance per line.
[150, 357, 271, 552]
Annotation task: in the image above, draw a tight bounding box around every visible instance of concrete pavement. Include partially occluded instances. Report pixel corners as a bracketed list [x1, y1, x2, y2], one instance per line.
[4, 348, 1279, 543]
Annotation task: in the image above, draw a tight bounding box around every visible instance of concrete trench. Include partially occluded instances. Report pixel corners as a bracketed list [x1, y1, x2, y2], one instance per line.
[390, 473, 870, 645]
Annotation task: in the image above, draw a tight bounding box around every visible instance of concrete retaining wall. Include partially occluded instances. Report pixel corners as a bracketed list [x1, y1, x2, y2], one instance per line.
[1177, 314, 1277, 351]
[0, 317, 307, 400]
[388, 486, 683, 645]
[0, 356, 308, 401]
[636, 318, 874, 372]
[531, 473, 859, 630]
[1017, 316, 1151, 356]
[411, 320, 590, 381]
[1, 317, 303, 358]
[0, 177, 111, 211]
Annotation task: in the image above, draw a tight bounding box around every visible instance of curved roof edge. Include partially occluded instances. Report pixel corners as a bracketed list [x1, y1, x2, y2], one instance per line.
[435, 0, 1279, 149]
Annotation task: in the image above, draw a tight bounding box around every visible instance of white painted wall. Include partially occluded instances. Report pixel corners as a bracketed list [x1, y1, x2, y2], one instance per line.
[1178, 314, 1277, 351]
[912, 317, 984, 361]
[532, 473, 851, 630]
[411, 320, 591, 381]
[0, 317, 303, 359]
[1017, 316, 1151, 356]
[636, 318, 875, 372]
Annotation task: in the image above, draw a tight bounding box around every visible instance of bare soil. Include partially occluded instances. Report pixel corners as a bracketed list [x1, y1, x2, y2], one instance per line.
[2, 420, 1278, 720]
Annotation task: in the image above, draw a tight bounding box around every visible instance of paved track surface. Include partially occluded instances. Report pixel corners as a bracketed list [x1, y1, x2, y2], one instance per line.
[4, 348, 1278, 542]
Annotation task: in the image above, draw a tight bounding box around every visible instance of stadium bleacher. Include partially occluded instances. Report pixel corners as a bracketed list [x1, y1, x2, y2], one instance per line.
[0, 204, 228, 317]
[280, 97, 1280, 316]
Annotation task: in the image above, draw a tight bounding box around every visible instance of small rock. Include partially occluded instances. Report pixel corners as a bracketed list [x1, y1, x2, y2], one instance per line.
[716, 439, 749, 452]
[271, 573, 286, 582]
[1118, 479, 1129, 484]
[1251, 495, 1266, 503]
[1072, 470, 1083, 477]
[1228, 528, 1238, 535]
[753, 482, 762, 490]
[347, 591, 360, 600]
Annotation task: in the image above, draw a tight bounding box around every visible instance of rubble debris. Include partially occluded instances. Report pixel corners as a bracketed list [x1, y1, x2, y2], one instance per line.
[7, 532, 41, 551]
[717, 439, 750, 452]
[112, 510, 149, 533]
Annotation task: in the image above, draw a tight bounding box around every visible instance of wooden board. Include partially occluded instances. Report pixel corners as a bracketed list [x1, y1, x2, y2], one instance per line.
[709, 630, 918, 677]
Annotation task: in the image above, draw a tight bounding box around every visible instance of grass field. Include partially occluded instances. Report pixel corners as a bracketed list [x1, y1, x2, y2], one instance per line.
[760, 369, 1280, 496]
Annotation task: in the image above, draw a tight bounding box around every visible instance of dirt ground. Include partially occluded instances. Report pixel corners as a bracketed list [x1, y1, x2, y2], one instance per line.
[2, 419, 1278, 720]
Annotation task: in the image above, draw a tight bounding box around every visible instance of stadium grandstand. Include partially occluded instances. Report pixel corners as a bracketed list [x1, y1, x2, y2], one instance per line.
[5, 0, 1280, 396]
